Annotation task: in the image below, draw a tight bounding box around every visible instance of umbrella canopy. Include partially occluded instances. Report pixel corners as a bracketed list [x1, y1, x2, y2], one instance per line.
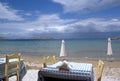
[107, 37, 113, 56]
[60, 40, 67, 57]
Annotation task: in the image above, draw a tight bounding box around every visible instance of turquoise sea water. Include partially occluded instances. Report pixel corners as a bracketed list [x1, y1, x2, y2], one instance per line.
[0, 39, 120, 60]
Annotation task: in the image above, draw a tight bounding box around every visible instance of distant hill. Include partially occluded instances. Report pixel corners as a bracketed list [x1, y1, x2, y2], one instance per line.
[112, 37, 120, 40]
[39, 36, 54, 39]
[0, 37, 6, 40]
[14, 36, 54, 40]
[0, 36, 54, 40]
[29, 36, 54, 40]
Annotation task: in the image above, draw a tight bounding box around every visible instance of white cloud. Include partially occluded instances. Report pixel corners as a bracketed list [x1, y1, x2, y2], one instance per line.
[0, 3, 24, 21]
[0, 14, 75, 34]
[24, 13, 32, 16]
[68, 18, 120, 32]
[53, 0, 120, 13]
[0, 14, 120, 38]
[36, 14, 75, 27]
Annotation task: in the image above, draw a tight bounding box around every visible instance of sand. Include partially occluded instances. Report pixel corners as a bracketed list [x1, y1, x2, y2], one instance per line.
[1, 55, 120, 81]
[21, 55, 120, 69]
[21, 55, 120, 81]
[9, 68, 120, 81]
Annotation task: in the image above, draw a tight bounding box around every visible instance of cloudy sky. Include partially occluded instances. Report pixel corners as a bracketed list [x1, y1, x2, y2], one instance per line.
[0, 0, 120, 39]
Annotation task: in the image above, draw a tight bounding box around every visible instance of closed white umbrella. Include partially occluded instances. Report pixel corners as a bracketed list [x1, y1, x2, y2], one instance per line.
[60, 40, 67, 57]
[107, 37, 113, 56]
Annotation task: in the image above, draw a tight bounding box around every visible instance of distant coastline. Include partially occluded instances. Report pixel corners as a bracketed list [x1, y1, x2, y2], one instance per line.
[0, 36, 54, 40]
[111, 38, 120, 40]
[1, 36, 120, 40]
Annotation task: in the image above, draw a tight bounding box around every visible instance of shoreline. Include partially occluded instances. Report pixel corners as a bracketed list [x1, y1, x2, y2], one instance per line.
[21, 55, 120, 69]
[22, 55, 120, 81]
[1, 54, 120, 81]
[1, 54, 120, 69]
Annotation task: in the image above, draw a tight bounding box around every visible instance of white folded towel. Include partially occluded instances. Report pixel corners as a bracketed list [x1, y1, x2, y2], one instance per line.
[57, 60, 72, 71]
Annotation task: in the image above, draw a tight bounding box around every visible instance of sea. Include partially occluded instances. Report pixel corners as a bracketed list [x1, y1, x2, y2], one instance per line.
[0, 39, 120, 60]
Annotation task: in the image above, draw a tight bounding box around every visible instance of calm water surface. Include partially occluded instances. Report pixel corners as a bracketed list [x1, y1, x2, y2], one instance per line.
[0, 39, 120, 60]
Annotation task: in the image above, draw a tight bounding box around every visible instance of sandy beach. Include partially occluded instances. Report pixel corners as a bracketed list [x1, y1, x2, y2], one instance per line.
[21, 55, 120, 69]
[21, 55, 120, 81]
[1, 55, 120, 81]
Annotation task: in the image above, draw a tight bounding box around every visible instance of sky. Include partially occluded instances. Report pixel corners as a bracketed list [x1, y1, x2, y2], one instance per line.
[0, 0, 120, 39]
